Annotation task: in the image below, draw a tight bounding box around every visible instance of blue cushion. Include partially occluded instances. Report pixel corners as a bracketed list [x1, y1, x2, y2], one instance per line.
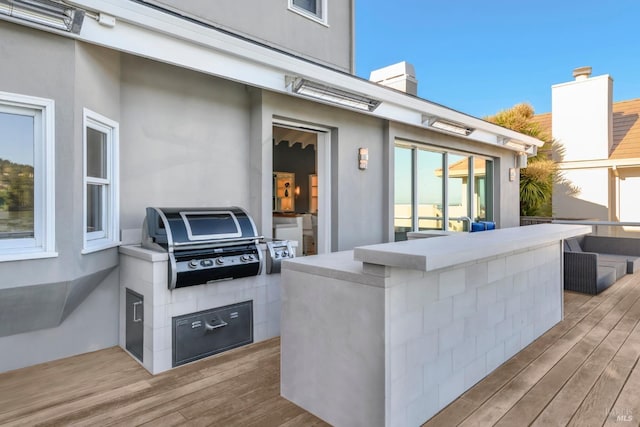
[471, 222, 486, 232]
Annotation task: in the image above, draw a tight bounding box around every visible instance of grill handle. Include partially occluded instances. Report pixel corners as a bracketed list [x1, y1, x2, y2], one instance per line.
[204, 319, 228, 331]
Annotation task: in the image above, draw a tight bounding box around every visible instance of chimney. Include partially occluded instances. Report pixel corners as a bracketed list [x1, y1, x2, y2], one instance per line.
[369, 61, 418, 96]
[552, 66, 613, 162]
[572, 66, 592, 81]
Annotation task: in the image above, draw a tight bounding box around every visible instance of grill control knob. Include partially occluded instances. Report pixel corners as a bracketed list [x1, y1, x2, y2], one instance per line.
[188, 260, 199, 269]
[215, 257, 225, 265]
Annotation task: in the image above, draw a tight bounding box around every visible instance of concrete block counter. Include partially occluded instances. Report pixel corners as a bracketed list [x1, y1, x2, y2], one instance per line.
[280, 224, 591, 427]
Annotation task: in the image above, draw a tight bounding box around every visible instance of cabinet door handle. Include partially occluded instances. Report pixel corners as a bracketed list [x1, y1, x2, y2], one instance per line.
[204, 320, 228, 331]
[132, 301, 143, 323]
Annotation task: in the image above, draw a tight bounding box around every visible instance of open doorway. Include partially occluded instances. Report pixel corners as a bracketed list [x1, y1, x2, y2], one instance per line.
[272, 125, 319, 256]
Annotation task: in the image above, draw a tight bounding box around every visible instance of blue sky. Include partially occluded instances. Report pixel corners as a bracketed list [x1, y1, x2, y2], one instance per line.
[355, 0, 640, 118]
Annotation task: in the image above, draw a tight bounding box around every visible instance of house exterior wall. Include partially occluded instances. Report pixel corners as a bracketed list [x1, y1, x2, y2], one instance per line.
[551, 73, 616, 221]
[145, 0, 354, 73]
[0, 16, 531, 372]
[118, 55, 253, 231]
[617, 167, 640, 223]
[554, 168, 610, 220]
[0, 24, 121, 371]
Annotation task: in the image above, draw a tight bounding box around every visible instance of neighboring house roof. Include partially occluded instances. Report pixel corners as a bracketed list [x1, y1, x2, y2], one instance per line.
[611, 99, 640, 159]
[530, 112, 551, 143]
[532, 98, 640, 160]
[435, 157, 487, 178]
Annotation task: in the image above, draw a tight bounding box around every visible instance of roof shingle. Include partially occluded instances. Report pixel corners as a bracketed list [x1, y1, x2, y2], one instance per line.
[532, 99, 640, 160]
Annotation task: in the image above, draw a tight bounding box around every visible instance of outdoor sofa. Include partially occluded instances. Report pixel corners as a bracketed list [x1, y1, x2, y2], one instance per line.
[563, 235, 640, 295]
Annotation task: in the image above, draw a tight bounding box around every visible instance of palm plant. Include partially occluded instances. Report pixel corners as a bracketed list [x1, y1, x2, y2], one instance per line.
[485, 103, 568, 217]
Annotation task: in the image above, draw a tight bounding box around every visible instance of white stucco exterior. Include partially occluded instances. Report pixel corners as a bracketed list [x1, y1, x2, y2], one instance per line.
[552, 74, 612, 162]
[550, 69, 640, 230]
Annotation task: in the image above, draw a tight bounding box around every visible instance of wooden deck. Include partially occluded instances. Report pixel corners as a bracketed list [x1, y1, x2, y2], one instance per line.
[1, 275, 640, 426]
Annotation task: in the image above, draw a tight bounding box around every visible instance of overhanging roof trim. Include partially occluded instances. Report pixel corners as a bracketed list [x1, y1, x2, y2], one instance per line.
[66, 0, 543, 150]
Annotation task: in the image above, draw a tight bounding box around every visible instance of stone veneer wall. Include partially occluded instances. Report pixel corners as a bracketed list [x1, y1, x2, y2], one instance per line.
[119, 246, 281, 374]
[386, 241, 562, 426]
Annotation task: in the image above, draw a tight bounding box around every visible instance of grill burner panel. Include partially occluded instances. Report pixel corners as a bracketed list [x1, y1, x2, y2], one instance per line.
[142, 207, 262, 289]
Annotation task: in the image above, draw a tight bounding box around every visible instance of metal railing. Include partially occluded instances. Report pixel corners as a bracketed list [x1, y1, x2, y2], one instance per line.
[551, 220, 640, 237]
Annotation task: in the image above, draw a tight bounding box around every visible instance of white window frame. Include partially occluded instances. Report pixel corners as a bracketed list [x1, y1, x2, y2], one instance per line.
[82, 108, 120, 254]
[0, 91, 56, 262]
[288, 0, 328, 26]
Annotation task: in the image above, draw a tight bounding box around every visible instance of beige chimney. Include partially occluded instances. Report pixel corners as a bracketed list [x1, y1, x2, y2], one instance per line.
[369, 61, 418, 96]
[573, 66, 592, 81]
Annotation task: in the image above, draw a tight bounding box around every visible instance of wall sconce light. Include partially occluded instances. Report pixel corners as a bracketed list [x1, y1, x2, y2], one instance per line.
[294, 185, 301, 197]
[516, 152, 528, 168]
[0, 0, 85, 34]
[358, 147, 369, 170]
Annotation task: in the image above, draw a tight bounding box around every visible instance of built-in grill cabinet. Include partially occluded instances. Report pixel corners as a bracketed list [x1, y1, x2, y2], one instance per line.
[125, 288, 144, 363]
[172, 301, 253, 367]
[142, 207, 262, 289]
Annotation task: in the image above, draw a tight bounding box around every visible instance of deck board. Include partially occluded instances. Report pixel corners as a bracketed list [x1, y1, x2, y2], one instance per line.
[425, 274, 640, 427]
[1, 275, 640, 426]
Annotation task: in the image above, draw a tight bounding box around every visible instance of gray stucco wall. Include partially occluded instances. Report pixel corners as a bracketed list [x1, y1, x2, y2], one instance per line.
[146, 0, 354, 73]
[119, 55, 253, 231]
[0, 24, 522, 373]
[0, 25, 121, 371]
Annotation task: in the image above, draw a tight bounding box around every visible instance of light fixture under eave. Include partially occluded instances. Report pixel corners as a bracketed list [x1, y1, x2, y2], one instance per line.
[290, 78, 381, 112]
[423, 116, 474, 136]
[500, 137, 532, 152]
[0, 0, 85, 34]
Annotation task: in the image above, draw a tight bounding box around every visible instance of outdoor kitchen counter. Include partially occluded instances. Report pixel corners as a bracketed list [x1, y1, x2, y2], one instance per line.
[280, 224, 591, 427]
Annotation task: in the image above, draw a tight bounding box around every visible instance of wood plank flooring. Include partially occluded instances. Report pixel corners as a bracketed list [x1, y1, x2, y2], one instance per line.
[425, 273, 640, 427]
[1, 275, 639, 426]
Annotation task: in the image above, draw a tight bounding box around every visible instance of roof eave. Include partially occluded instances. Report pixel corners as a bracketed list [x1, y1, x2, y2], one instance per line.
[61, 0, 543, 153]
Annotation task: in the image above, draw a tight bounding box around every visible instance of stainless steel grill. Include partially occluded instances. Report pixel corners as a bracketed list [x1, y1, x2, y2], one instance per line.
[142, 207, 262, 289]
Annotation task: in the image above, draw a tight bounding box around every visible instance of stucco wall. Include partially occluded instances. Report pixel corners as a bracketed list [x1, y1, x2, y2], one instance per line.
[553, 168, 610, 220]
[0, 25, 526, 372]
[552, 75, 613, 162]
[0, 26, 121, 372]
[145, 0, 354, 73]
[119, 55, 252, 231]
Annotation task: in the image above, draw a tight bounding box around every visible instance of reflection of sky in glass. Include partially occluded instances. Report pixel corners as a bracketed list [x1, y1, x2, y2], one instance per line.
[448, 154, 466, 205]
[396, 147, 466, 205]
[395, 147, 412, 204]
[417, 150, 443, 205]
[0, 112, 34, 166]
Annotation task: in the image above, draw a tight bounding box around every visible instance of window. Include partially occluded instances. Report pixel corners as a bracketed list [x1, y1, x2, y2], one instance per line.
[83, 109, 119, 253]
[394, 143, 493, 241]
[0, 91, 55, 261]
[289, 0, 327, 24]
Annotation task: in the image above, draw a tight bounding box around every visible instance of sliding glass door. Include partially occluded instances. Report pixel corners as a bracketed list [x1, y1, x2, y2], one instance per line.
[394, 142, 494, 240]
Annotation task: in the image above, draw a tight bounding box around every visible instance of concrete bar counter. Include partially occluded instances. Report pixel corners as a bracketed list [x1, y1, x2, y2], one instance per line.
[280, 224, 591, 427]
